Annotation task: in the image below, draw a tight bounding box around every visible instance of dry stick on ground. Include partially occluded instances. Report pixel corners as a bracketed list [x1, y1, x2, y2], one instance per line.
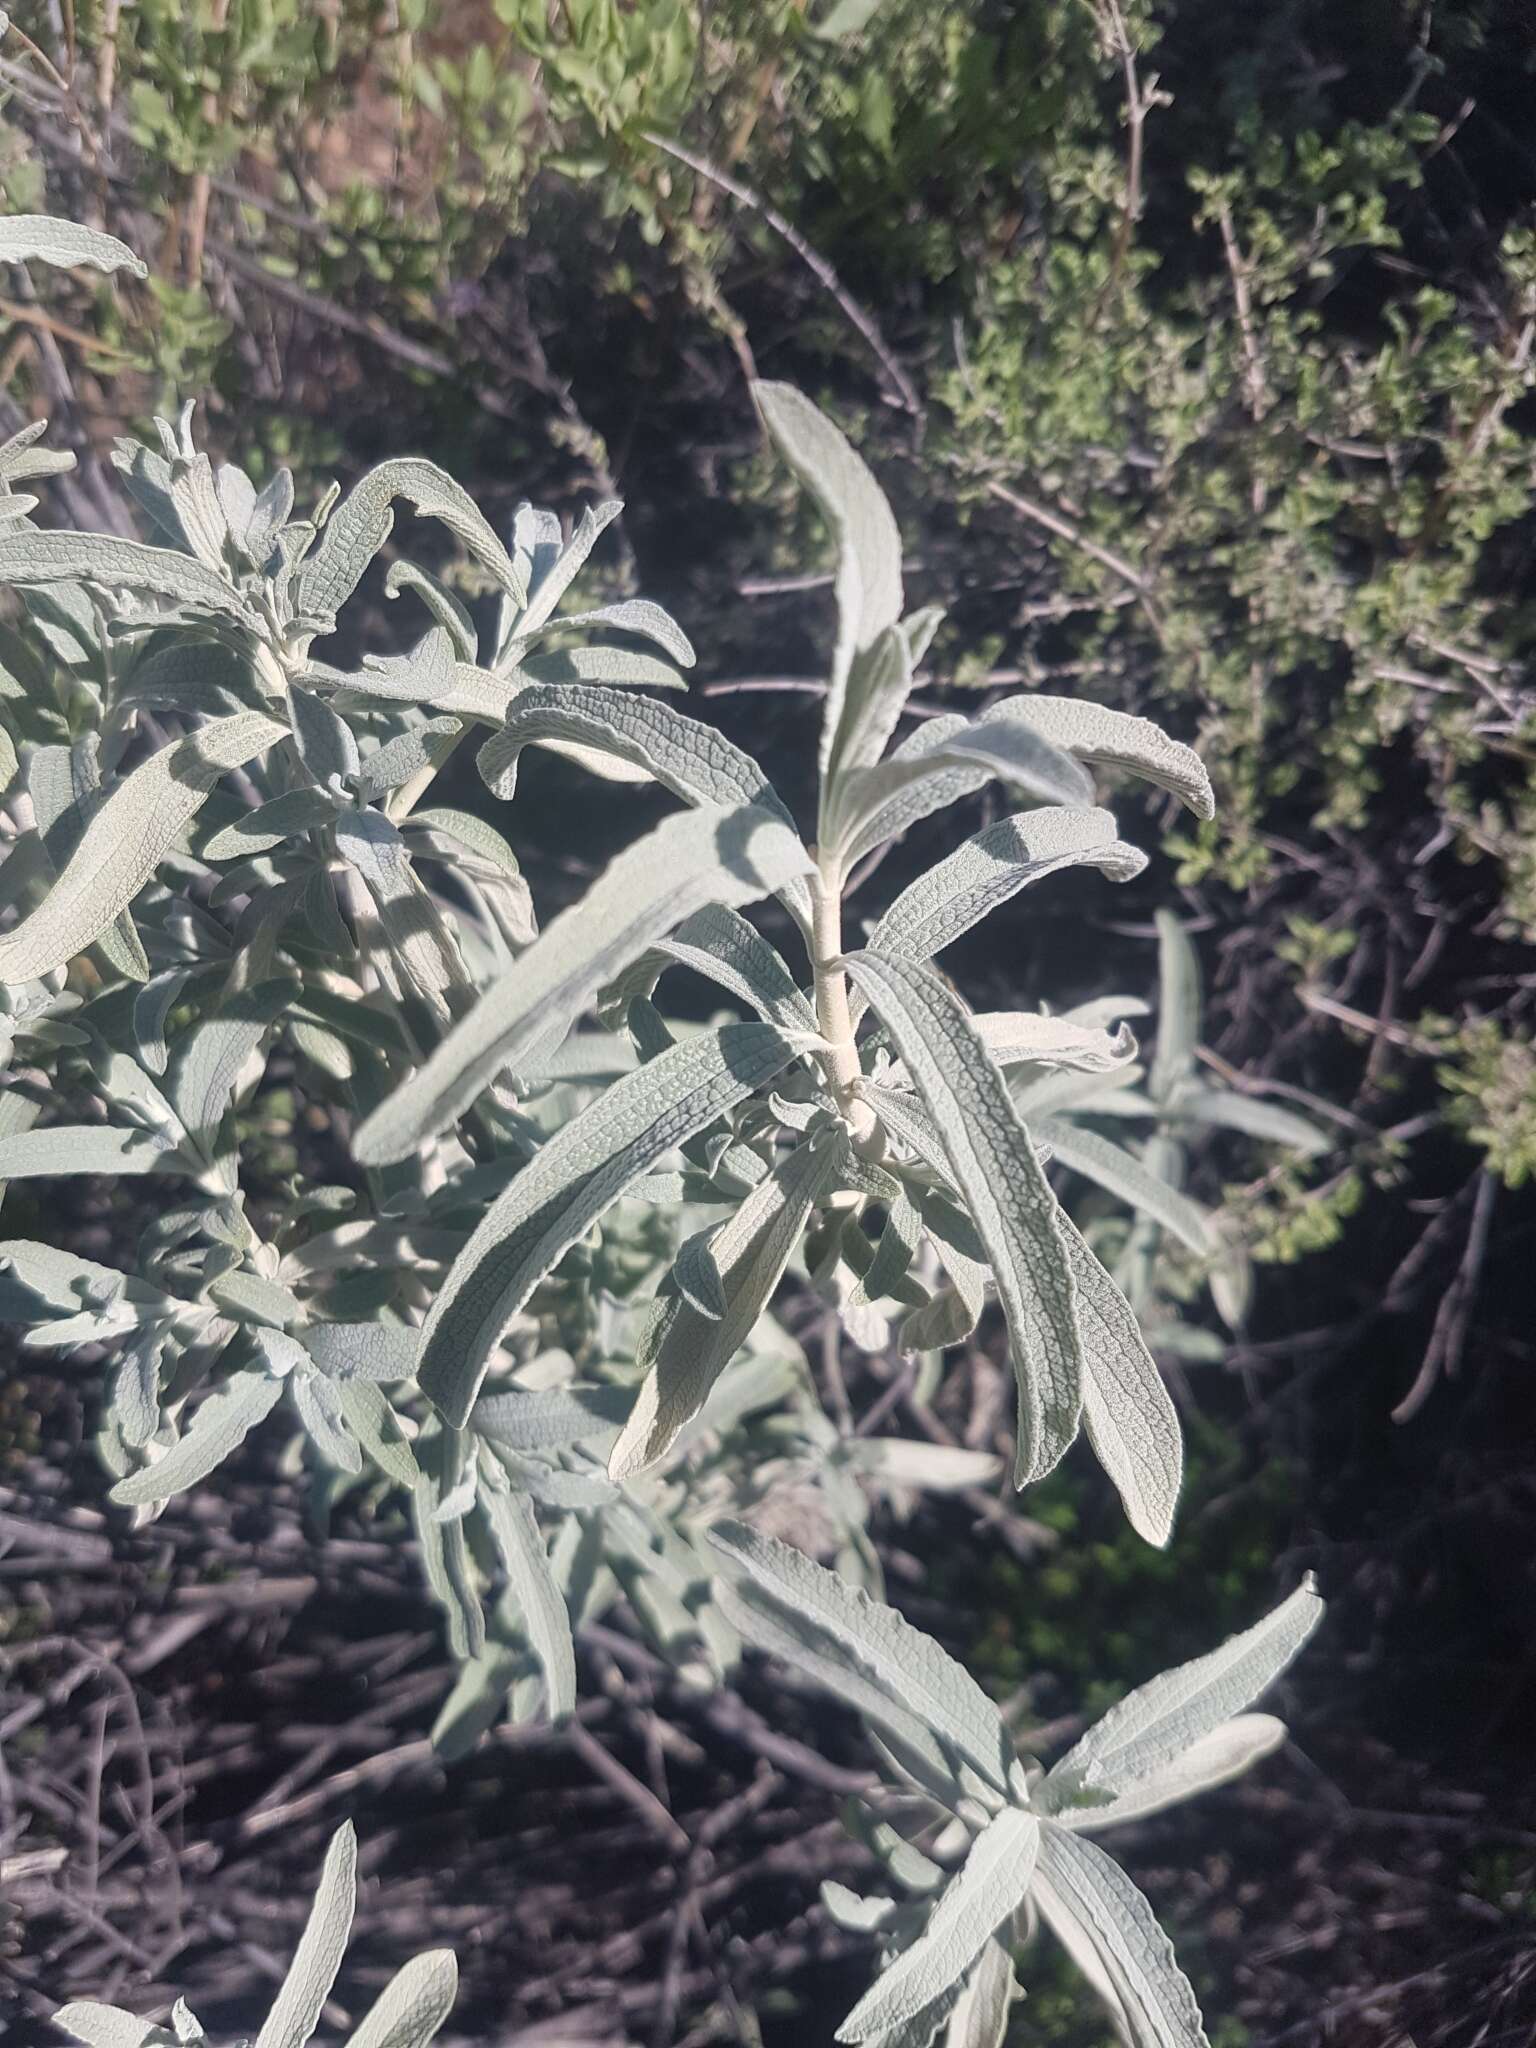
[642, 130, 922, 418]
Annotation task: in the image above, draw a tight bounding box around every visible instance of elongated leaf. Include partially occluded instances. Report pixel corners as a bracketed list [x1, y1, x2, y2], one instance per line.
[713, 1573, 965, 1807]
[0, 530, 248, 616]
[1150, 909, 1200, 1102]
[1036, 1120, 1216, 1257]
[477, 1460, 576, 1717]
[1058, 1214, 1181, 1548]
[837, 1810, 1040, 2043]
[1005, 699, 1214, 821]
[204, 789, 338, 861]
[1047, 1579, 1322, 1799]
[514, 499, 622, 635]
[846, 952, 1082, 1486]
[848, 1439, 1003, 1493]
[1034, 1827, 1208, 2048]
[944, 1935, 1018, 2048]
[1058, 1715, 1285, 1831]
[545, 596, 695, 666]
[751, 383, 903, 798]
[299, 459, 527, 622]
[169, 980, 294, 1167]
[709, 1520, 1011, 1791]
[0, 712, 286, 983]
[343, 1949, 458, 2048]
[254, 1822, 358, 2048]
[0, 1124, 168, 1178]
[355, 804, 812, 1164]
[336, 809, 466, 1015]
[478, 684, 792, 826]
[868, 809, 1145, 967]
[887, 1013, 1136, 1092]
[603, 902, 817, 1034]
[0, 214, 147, 276]
[835, 709, 1094, 858]
[109, 1370, 283, 1506]
[515, 643, 684, 691]
[416, 1022, 805, 1425]
[610, 1134, 838, 1476]
[1176, 1086, 1329, 1154]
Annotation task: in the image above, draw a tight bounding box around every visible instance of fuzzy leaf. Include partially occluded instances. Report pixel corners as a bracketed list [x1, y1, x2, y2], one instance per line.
[299, 459, 527, 623]
[0, 529, 248, 616]
[603, 902, 818, 1034]
[709, 1520, 1011, 1791]
[846, 952, 1082, 1485]
[49, 2004, 167, 2048]
[109, 1370, 283, 1506]
[868, 809, 1145, 967]
[343, 1949, 458, 2048]
[1057, 1715, 1285, 1831]
[471, 1382, 631, 1451]
[1009, 699, 1214, 821]
[478, 684, 793, 828]
[1034, 1827, 1208, 2048]
[416, 1022, 806, 1425]
[1047, 1580, 1323, 1800]
[253, 1822, 358, 2048]
[477, 1461, 576, 1717]
[610, 1134, 839, 1476]
[835, 707, 1094, 858]
[1058, 1214, 1182, 1548]
[1176, 1086, 1329, 1154]
[836, 1810, 1040, 2043]
[1036, 1121, 1216, 1257]
[0, 712, 286, 983]
[302, 1322, 422, 1383]
[751, 383, 903, 801]
[355, 804, 812, 1164]
[0, 1124, 168, 1178]
[0, 214, 147, 277]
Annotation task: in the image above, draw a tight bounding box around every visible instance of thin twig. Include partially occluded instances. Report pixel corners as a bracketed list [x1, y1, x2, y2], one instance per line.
[643, 131, 921, 417]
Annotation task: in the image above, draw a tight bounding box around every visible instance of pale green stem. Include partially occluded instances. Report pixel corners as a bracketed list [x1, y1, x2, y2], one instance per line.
[810, 851, 877, 1148]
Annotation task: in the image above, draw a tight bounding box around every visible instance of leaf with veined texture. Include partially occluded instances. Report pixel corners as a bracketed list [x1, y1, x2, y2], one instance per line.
[845, 951, 1082, 1487]
[709, 1520, 1011, 1792]
[1045, 1579, 1322, 1802]
[542, 596, 695, 667]
[835, 1809, 1040, 2043]
[477, 684, 794, 829]
[476, 1454, 576, 1717]
[600, 903, 817, 1034]
[751, 383, 903, 808]
[109, 1370, 283, 1507]
[0, 712, 285, 983]
[0, 214, 147, 277]
[0, 1124, 169, 1178]
[1055, 1715, 1286, 1832]
[609, 1133, 839, 1476]
[343, 1948, 458, 2048]
[832, 702, 1094, 859]
[513, 499, 623, 636]
[298, 458, 528, 623]
[49, 2004, 171, 2048]
[415, 1022, 807, 1426]
[1034, 1826, 1209, 2048]
[0, 529, 249, 616]
[1005, 697, 1215, 821]
[1057, 1213, 1182, 1548]
[354, 803, 813, 1164]
[867, 808, 1145, 967]
[253, 1822, 357, 2048]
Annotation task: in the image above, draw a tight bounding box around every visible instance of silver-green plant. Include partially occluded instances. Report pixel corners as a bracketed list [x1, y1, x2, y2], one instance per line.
[4, 209, 1324, 2046]
[51, 1823, 457, 2048]
[710, 1520, 1321, 2046]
